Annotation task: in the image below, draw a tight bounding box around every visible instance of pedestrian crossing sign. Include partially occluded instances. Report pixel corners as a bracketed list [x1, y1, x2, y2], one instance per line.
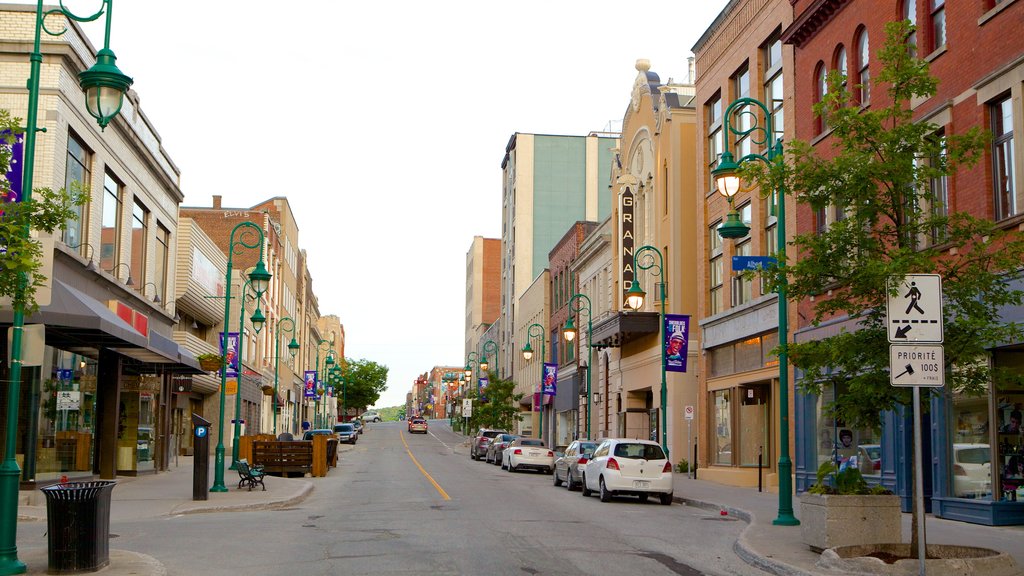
[886, 274, 943, 343]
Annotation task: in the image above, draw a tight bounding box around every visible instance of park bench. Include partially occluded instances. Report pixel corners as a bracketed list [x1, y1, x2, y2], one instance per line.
[236, 459, 266, 491]
[252, 441, 314, 477]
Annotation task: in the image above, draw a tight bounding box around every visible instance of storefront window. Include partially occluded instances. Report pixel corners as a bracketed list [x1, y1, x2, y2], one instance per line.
[119, 375, 160, 472]
[714, 389, 732, 465]
[35, 349, 97, 481]
[738, 384, 769, 466]
[951, 384, 993, 500]
[815, 382, 883, 477]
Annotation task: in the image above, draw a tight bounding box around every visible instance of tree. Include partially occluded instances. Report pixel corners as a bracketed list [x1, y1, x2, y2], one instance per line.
[338, 358, 388, 411]
[0, 111, 85, 312]
[472, 371, 523, 432]
[747, 21, 1024, 557]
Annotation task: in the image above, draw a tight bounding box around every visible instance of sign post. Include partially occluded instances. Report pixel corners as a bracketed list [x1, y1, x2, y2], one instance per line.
[684, 405, 695, 479]
[462, 399, 472, 435]
[887, 274, 943, 576]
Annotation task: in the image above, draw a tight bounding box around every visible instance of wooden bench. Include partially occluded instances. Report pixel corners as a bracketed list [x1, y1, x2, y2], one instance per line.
[236, 459, 266, 491]
[252, 441, 314, 477]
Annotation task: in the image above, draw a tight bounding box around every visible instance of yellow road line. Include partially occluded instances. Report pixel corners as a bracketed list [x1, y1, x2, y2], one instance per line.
[399, 429, 450, 501]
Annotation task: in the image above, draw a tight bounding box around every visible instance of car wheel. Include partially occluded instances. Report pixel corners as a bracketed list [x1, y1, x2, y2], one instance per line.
[599, 477, 612, 502]
[553, 470, 563, 487]
[566, 473, 576, 491]
[638, 493, 649, 503]
[508, 462, 516, 473]
[659, 492, 673, 506]
[581, 473, 592, 497]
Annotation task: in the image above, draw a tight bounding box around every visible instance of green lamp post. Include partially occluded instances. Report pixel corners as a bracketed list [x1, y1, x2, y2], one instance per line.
[313, 340, 332, 428]
[480, 339, 497, 376]
[623, 245, 669, 458]
[464, 352, 479, 430]
[563, 294, 593, 440]
[712, 96, 797, 527]
[211, 222, 272, 492]
[273, 317, 299, 435]
[523, 323, 546, 442]
[323, 354, 335, 425]
[0, 2, 135, 572]
[229, 278, 267, 470]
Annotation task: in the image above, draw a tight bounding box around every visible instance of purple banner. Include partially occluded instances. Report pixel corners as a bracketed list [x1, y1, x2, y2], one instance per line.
[664, 314, 691, 373]
[220, 332, 240, 378]
[3, 132, 23, 202]
[478, 377, 488, 402]
[304, 370, 317, 398]
[542, 362, 557, 396]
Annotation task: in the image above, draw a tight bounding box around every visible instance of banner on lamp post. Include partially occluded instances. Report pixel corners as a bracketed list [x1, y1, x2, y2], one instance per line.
[220, 332, 240, 378]
[542, 362, 557, 396]
[478, 377, 488, 402]
[664, 314, 691, 373]
[303, 371, 317, 398]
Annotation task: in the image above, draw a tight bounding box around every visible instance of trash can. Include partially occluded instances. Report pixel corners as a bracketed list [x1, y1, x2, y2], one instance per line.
[40, 481, 116, 574]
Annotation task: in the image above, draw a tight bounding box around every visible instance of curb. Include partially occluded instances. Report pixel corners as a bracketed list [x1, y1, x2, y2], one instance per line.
[170, 481, 314, 515]
[17, 548, 166, 576]
[676, 496, 818, 576]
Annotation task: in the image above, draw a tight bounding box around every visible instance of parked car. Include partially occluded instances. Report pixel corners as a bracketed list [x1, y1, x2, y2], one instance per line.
[581, 438, 673, 505]
[486, 434, 519, 465]
[408, 417, 428, 434]
[350, 418, 364, 435]
[332, 423, 358, 444]
[554, 440, 599, 490]
[503, 438, 554, 474]
[471, 429, 507, 461]
[362, 410, 382, 422]
[857, 444, 882, 475]
[953, 443, 992, 498]
[301, 429, 335, 441]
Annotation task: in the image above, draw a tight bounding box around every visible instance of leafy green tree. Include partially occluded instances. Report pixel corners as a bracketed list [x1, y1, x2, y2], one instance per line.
[472, 371, 523, 432]
[0, 111, 86, 312]
[336, 358, 388, 411]
[746, 21, 1024, 556]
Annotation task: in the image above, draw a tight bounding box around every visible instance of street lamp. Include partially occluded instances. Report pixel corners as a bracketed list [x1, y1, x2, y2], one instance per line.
[273, 317, 299, 435]
[314, 340, 332, 428]
[0, 2, 133, 571]
[523, 324, 546, 442]
[324, 354, 335, 425]
[623, 246, 669, 458]
[210, 222, 272, 493]
[229, 278, 267, 471]
[713, 96, 798, 526]
[481, 339, 497, 376]
[563, 294, 593, 439]
[464, 351, 479, 430]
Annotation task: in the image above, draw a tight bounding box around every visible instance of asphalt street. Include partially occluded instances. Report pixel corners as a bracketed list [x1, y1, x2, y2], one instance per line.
[16, 419, 762, 576]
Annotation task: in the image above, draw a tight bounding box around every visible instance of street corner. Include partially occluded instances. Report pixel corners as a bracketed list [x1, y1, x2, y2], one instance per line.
[18, 548, 166, 576]
[169, 477, 314, 515]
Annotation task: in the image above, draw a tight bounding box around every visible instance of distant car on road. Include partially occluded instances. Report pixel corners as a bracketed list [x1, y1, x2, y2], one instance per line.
[582, 438, 673, 505]
[301, 429, 335, 441]
[503, 438, 554, 474]
[408, 417, 428, 434]
[332, 423, 358, 444]
[471, 429, 507, 461]
[349, 418, 364, 435]
[362, 410, 382, 422]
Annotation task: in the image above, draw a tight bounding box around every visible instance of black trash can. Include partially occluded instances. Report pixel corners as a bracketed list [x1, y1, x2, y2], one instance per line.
[40, 481, 116, 574]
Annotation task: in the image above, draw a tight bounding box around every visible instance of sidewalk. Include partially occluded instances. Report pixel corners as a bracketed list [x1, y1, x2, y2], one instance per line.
[672, 474, 1024, 575]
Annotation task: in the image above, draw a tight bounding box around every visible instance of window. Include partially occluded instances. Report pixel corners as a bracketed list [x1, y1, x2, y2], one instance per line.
[732, 204, 753, 307]
[713, 389, 732, 465]
[63, 133, 91, 247]
[815, 205, 828, 234]
[815, 382, 883, 477]
[100, 171, 122, 271]
[707, 93, 723, 192]
[815, 62, 828, 134]
[904, 0, 918, 57]
[738, 384, 769, 466]
[763, 35, 785, 143]
[709, 224, 724, 315]
[129, 198, 148, 290]
[993, 96, 1017, 220]
[733, 64, 752, 159]
[835, 45, 848, 86]
[930, 0, 945, 51]
[153, 223, 169, 303]
[928, 133, 949, 245]
[857, 29, 871, 105]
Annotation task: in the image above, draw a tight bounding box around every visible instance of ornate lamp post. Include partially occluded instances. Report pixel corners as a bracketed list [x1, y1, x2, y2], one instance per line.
[522, 323, 546, 442]
[0, 2, 134, 571]
[313, 340, 332, 428]
[563, 294, 593, 439]
[623, 245, 669, 457]
[712, 96, 798, 526]
[273, 317, 299, 435]
[229, 278, 266, 470]
[480, 339, 497, 375]
[211, 222, 272, 492]
[464, 351, 478, 429]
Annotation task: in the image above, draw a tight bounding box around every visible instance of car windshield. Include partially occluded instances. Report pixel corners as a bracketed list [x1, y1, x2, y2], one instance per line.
[519, 439, 544, 447]
[613, 443, 666, 460]
[498, 434, 516, 442]
[482, 431, 502, 438]
[957, 446, 991, 464]
[580, 442, 598, 454]
[334, 425, 354, 432]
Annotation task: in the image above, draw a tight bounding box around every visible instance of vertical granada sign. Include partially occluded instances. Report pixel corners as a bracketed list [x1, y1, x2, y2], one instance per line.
[621, 187, 635, 290]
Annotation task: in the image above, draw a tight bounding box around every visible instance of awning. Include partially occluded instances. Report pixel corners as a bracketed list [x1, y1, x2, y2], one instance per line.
[591, 311, 659, 348]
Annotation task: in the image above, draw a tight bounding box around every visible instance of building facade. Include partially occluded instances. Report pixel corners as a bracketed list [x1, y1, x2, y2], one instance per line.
[465, 236, 500, 365]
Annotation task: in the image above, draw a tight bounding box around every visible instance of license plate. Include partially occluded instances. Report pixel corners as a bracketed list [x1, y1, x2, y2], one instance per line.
[633, 480, 650, 489]
[529, 451, 541, 456]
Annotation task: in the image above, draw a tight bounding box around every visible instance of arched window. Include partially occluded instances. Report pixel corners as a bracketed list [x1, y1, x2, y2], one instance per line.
[816, 62, 828, 134]
[834, 45, 848, 103]
[904, 0, 918, 57]
[857, 29, 870, 105]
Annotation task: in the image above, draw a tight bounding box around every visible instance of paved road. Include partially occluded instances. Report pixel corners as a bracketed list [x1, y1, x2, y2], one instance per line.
[17, 419, 762, 575]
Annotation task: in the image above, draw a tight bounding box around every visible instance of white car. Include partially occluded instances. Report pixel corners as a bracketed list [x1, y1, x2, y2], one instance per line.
[363, 410, 382, 422]
[953, 443, 991, 498]
[502, 438, 555, 474]
[581, 438, 673, 505]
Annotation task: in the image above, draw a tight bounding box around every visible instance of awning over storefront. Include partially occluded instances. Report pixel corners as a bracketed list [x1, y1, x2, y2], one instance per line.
[591, 311, 659, 348]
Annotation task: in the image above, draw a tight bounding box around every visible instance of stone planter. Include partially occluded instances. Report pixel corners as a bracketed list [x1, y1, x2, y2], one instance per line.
[819, 544, 1021, 575]
[800, 492, 901, 553]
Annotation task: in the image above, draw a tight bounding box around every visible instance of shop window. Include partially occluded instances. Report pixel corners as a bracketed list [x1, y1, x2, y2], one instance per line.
[992, 95, 1017, 220]
[734, 336, 762, 373]
[33, 350, 97, 481]
[62, 132, 91, 248]
[738, 384, 770, 466]
[710, 345, 734, 378]
[814, 382, 883, 477]
[993, 352, 1024, 502]
[100, 171, 122, 271]
[713, 389, 732, 465]
[952, 385, 993, 500]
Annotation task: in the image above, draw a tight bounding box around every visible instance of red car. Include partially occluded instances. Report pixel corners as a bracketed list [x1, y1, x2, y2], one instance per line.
[407, 418, 428, 434]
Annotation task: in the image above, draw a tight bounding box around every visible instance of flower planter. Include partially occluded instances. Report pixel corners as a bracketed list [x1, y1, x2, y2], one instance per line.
[819, 544, 1020, 575]
[800, 492, 902, 553]
[198, 357, 222, 371]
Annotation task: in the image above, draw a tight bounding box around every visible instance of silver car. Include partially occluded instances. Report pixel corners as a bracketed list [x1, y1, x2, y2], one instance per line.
[333, 423, 357, 444]
[553, 440, 599, 490]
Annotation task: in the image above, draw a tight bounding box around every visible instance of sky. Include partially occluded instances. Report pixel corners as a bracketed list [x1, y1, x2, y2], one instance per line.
[49, 0, 730, 408]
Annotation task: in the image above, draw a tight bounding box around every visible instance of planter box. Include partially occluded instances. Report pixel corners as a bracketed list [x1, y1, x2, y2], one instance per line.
[800, 492, 901, 553]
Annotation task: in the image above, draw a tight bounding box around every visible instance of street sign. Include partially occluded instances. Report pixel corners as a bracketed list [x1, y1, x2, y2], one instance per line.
[886, 274, 943, 343]
[890, 345, 945, 387]
[56, 390, 80, 410]
[462, 398, 472, 418]
[684, 405, 694, 420]
[732, 256, 777, 271]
